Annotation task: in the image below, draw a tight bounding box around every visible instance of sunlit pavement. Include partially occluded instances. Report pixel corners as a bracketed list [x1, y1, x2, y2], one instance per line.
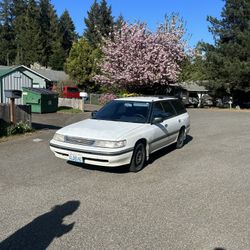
[0, 109, 249, 250]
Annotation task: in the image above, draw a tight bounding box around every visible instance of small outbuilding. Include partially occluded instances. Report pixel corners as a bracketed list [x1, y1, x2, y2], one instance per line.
[0, 65, 51, 104]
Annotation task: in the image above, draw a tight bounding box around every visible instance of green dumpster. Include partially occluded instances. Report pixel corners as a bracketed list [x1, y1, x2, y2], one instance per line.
[22, 87, 58, 113]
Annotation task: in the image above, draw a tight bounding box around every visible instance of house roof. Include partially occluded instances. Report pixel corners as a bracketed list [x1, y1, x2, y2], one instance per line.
[0, 66, 19, 77]
[0, 65, 70, 82]
[0, 65, 50, 81]
[32, 69, 69, 82]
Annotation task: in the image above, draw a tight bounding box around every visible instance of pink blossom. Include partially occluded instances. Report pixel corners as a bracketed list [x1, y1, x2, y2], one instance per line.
[94, 19, 187, 90]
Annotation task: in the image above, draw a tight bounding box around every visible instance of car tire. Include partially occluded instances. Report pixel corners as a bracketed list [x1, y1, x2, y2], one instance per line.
[176, 128, 185, 149]
[129, 142, 146, 172]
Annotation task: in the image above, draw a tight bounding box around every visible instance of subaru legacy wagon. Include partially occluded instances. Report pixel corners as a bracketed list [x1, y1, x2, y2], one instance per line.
[50, 96, 190, 172]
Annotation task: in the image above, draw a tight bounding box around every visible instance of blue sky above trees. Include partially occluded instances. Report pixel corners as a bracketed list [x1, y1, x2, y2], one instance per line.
[51, 0, 224, 47]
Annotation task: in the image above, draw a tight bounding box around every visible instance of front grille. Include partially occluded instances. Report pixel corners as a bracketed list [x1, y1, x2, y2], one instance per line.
[65, 136, 95, 146]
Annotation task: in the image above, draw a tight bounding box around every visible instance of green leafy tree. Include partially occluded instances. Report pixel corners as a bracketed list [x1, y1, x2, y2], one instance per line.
[64, 38, 102, 91]
[204, 0, 250, 93]
[179, 43, 208, 82]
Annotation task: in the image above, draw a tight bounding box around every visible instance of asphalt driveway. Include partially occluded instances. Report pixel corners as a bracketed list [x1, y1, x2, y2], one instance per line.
[0, 109, 249, 250]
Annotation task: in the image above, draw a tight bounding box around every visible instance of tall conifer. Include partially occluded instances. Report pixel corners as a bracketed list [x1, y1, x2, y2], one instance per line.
[204, 0, 250, 93]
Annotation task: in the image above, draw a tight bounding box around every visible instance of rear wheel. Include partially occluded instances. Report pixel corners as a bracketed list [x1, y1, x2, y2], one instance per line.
[176, 128, 185, 149]
[129, 142, 146, 172]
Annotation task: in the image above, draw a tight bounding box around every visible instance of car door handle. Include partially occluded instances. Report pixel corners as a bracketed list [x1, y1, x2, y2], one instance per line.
[178, 119, 181, 123]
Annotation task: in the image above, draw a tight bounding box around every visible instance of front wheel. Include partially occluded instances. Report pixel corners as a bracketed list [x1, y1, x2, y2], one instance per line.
[129, 142, 146, 172]
[176, 128, 185, 149]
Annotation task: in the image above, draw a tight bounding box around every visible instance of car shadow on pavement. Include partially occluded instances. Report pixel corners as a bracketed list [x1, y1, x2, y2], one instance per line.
[69, 161, 130, 174]
[148, 135, 193, 165]
[32, 122, 62, 130]
[0, 200, 80, 250]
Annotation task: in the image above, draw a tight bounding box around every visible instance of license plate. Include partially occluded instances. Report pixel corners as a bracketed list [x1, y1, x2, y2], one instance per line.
[69, 153, 83, 163]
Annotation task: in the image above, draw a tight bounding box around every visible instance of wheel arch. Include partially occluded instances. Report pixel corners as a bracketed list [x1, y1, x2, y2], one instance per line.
[134, 138, 149, 160]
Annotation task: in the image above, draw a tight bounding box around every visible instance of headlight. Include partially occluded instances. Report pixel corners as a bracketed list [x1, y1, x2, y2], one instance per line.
[93, 140, 126, 148]
[53, 133, 65, 142]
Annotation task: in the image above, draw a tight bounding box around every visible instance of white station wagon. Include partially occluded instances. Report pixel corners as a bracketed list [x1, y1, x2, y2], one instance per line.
[50, 96, 190, 172]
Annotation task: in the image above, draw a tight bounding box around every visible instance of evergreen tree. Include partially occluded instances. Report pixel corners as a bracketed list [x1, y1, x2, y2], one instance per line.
[115, 14, 124, 30]
[0, 0, 15, 65]
[37, 0, 51, 66]
[47, 3, 63, 69]
[204, 0, 250, 93]
[14, 0, 40, 65]
[48, 40, 66, 70]
[37, 0, 58, 67]
[0, 0, 76, 69]
[59, 10, 76, 57]
[84, 0, 101, 48]
[98, 0, 113, 38]
[84, 0, 114, 48]
[12, 0, 27, 17]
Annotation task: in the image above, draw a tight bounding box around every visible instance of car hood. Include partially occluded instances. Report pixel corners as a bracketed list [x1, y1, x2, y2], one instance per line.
[57, 118, 144, 140]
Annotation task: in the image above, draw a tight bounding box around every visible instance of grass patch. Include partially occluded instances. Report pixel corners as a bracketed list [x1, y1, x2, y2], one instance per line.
[57, 106, 82, 113]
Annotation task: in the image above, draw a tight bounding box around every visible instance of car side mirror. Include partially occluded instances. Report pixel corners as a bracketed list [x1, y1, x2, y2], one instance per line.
[91, 110, 97, 118]
[152, 117, 163, 124]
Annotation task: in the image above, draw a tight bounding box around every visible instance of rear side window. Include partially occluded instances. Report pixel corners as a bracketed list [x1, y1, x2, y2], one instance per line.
[151, 102, 166, 119]
[162, 101, 176, 118]
[170, 99, 187, 115]
[152, 101, 176, 120]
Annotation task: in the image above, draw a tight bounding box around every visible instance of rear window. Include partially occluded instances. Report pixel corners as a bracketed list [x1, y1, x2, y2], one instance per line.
[170, 99, 187, 115]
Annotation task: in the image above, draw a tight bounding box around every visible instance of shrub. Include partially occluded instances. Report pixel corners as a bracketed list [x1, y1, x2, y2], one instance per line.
[0, 121, 33, 138]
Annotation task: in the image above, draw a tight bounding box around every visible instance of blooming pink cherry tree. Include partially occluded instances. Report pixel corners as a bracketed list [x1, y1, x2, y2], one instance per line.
[94, 16, 187, 92]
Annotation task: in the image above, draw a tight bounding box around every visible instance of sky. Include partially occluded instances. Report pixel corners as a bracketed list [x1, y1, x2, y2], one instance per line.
[51, 0, 225, 47]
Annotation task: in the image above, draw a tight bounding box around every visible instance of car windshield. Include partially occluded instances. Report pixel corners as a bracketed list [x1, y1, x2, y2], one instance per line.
[93, 100, 151, 123]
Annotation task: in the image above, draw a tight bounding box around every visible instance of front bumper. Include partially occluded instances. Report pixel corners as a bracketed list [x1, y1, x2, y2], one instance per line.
[49, 141, 133, 167]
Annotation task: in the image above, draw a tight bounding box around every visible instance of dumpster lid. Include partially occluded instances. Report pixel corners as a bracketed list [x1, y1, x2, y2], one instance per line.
[22, 87, 58, 95]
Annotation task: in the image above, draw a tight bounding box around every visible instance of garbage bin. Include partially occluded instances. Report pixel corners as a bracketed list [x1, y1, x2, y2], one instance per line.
[22, 87, 58, 113]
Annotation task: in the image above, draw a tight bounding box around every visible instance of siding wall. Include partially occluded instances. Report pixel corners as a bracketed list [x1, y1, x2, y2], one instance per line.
[0, 71, 32, 104]
[21, 69, 47, 88]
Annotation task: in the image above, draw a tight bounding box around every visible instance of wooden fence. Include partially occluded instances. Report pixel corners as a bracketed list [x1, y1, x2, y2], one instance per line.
[0, 104, 32, 126]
